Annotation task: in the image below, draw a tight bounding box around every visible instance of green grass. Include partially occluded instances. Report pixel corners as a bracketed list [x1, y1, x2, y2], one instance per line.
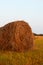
[0, 39, 43, 65]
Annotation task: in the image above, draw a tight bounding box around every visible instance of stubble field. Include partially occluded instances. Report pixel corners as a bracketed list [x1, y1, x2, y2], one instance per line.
[0, 36, 43, 65]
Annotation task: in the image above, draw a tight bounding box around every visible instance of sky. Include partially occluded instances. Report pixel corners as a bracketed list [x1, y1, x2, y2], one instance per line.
[0, 0, 43, 34]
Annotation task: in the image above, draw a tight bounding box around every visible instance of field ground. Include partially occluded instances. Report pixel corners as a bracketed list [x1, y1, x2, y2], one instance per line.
[0, 36, 43, 65]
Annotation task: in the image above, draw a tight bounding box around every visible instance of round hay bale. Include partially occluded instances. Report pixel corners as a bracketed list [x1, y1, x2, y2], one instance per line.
[0, 20, 33, 52]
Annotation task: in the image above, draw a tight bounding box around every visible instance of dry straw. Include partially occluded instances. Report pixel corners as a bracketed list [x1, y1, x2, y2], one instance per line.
[0, 21, 33, 52]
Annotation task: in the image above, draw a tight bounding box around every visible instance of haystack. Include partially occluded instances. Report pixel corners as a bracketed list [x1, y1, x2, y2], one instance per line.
[0, 20, 33, 52]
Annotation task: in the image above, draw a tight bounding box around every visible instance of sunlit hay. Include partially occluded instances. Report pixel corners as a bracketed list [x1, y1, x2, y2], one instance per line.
[0, 20, 34, 52]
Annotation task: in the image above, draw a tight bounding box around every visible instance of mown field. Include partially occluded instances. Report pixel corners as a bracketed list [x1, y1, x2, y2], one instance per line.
[0, 37, 43, 65]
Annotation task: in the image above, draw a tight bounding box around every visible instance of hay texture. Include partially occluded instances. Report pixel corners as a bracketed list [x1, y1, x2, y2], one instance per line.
[0, 21, 33, 52]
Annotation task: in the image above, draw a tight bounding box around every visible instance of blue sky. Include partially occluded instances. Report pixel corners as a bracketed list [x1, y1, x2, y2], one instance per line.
[0, 0, 43, 34]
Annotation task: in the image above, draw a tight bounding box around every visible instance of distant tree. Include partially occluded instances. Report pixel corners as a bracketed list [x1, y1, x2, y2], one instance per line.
[33, 33, 38, 36]
[33, 33, 43, 36]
